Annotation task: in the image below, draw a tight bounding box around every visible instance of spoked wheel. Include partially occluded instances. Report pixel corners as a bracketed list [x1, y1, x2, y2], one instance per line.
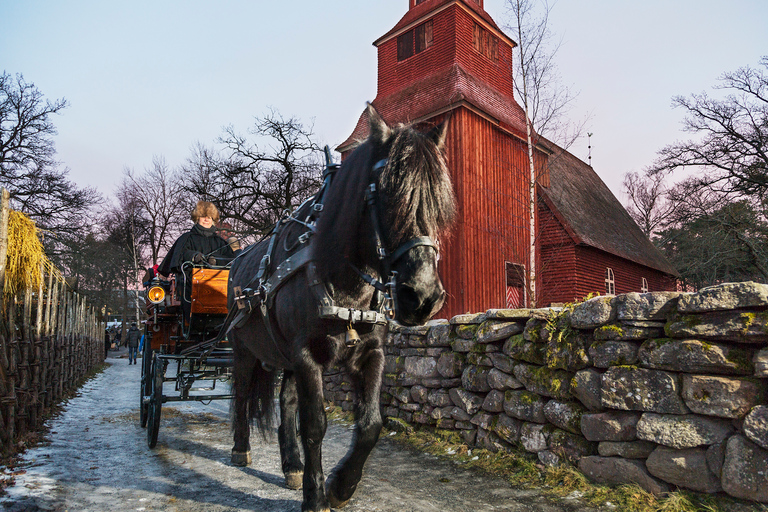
[147, 353, 164, 449]
[139, 345, 153, 428]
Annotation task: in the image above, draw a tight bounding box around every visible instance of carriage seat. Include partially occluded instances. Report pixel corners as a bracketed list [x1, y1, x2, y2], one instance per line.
[190, 266, 229, 315]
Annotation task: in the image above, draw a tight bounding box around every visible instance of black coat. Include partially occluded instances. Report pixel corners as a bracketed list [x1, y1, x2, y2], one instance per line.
[158, 223, 236, 276]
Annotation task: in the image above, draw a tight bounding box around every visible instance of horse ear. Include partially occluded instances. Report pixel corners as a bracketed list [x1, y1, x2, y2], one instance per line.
[427, 113, 451, 150]
[366, 103, 391, 146]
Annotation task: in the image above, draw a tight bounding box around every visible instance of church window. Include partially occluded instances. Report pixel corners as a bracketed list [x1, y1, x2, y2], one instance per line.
[472, 23, 498, 62]
[397, 20, 433, 61]
[605, 268, 615, 295]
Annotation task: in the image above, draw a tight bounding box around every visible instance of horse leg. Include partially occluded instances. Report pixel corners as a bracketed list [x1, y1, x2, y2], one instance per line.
[279, 370, 304, 489]
[325, 347, 384, 508]
[295, 358, 330, 512]
[231, 347, 256, 466]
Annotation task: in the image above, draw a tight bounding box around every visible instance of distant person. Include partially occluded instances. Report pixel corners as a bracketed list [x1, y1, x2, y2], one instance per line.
[157, 200, 241, 325]
[104, 329, 111, 359]
[126, 322, 141, 365]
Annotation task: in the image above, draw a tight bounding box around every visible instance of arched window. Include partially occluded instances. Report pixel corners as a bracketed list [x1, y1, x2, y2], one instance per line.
[641, 277, 648, 293]
[605, 268, 615, 295]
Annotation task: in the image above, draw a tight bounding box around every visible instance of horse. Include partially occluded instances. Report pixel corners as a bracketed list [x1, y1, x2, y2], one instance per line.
[226, 104, 456, 512]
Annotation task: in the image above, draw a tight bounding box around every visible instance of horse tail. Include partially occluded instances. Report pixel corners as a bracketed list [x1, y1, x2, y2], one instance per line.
[233, 358, 278, 438]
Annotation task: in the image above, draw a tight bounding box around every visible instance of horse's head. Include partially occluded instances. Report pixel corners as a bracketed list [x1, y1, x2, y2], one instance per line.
[315, 104, 456, 326]
[365, 105, 457, 325]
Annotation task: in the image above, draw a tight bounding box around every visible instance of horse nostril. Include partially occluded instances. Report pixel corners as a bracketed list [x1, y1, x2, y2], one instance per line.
[398, 285, 421, 311]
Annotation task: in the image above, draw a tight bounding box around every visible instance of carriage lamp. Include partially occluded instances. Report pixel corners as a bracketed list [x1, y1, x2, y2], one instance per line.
[147, 285, 166, 304]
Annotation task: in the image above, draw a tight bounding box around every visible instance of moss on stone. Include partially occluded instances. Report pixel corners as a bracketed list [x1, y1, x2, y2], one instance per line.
[596, 323, 625, 338]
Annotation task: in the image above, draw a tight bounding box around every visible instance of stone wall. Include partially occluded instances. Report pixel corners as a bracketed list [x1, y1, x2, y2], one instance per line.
[323, 282, 768, 503]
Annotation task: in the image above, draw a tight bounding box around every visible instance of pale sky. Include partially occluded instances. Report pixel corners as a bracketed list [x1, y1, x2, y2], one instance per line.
[1, 0, 766, 203]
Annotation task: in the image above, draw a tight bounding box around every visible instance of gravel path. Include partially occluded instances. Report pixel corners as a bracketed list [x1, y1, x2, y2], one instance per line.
[0, 350, 597, 512]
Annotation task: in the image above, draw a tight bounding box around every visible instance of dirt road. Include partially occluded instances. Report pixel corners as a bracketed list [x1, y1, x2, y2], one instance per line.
[0, 350, 597, 512]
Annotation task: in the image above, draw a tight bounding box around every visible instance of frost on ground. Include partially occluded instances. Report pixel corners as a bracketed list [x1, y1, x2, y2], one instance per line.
[0, 352, 594, 512]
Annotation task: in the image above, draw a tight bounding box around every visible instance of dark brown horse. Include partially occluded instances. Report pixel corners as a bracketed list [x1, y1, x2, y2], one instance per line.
[226, 105, 456, 512]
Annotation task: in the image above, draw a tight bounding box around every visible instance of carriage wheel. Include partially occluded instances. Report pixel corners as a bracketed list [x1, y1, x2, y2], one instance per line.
[139, 346, 153, 428]
[147, 353, 164, 449]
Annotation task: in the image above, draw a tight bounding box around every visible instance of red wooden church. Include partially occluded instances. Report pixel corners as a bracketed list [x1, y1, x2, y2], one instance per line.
[339, 0, 677, 319]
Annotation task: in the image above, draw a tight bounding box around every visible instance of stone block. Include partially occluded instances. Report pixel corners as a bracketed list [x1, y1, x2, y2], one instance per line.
[449, 312, 486, 325]
[744, 405, 768, 450]
[638, 338, 753, 375]
[461, 365, 492, 393]
[570, 368, 604, 411]
[475, 319, 524, 343]
[601, 366, 689, 414]
[383, 354, 405, 374]
[646, 446, 722, 493]
[449, 387, 483, 415]
[545, 330, 591, 371]
[598, 440, 656, 459]
[436, 351, 466, 378]
[577, 456, 670, 495]
[487, 368, 523, 391]
[520, 422, 554, 452]
[665, 310, 768, 343]
[589, 340, 640, 368]
[450, 337, 476, 353]
[425, 321, 451, 347]
[543, 400, 586, 434]
[488, 352, 515, 374]
[721, 435, 768, 503]
[481, 389, 505, 413]
[636, 412, 733, 449]
[410, 385, 428, 403]
[493, 414, 522, 444]
[470, 412, 494, 430]
[450, 406, 471, 422]
[571, 296, 616, 329]
[547, 428, 597, 463]
[615, 291, 681, 321]
[581, 410, 641, 442]
[677, 281, 768, 312]
[503, 334, 546, 365]
[503, 390, 548, 423]
[467, 353, 493, 366]
[594, 322, 664, 341]
[523, 317, 551, 343]
[485, 309, 537, 321]
[455, 323, 479, 340]
[682, 374, 766, 418]
[426, 389, 452, 408]
[404, 356, 439, 379]
[513, 363, 573, 400]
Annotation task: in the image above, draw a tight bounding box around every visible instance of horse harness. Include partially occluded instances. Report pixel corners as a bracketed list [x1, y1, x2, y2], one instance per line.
[229, 148, 439, 361]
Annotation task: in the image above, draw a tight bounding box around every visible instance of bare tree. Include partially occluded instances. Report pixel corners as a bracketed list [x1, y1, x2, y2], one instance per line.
[650, 57, 768, 202]
[622, 171, 677, 238]
[122, 156, 187, 265]
[0, 71, 98, 267]
[181, 109, 323, 239]
[505, 0, 583, 306]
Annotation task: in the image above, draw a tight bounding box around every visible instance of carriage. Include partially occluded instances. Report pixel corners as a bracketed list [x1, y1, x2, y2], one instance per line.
[139, 262, 235, 448]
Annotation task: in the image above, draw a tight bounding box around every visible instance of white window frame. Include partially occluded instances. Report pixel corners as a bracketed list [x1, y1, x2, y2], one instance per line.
[605, 268, 615, 295]
[641, 277, 648, 293]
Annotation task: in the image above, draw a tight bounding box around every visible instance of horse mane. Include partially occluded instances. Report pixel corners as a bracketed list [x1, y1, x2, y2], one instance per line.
[313, 112, 456, 280]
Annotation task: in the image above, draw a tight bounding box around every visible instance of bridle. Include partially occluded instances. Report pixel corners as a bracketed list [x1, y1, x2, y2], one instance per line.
[348, 157, 440, 320]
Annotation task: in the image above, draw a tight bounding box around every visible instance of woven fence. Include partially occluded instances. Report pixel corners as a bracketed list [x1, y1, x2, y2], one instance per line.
[0, 189, 104, 456]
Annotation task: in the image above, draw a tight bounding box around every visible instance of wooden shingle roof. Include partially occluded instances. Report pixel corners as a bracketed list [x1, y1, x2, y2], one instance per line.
[539, 142, 678, 276]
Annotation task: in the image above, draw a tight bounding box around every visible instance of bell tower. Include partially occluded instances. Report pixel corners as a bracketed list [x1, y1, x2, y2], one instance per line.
[339, 0, 547, 317]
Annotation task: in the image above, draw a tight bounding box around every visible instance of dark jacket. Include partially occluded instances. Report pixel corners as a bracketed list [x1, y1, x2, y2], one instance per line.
[158, 223, 236, 276]
[126, 326, 141, 348]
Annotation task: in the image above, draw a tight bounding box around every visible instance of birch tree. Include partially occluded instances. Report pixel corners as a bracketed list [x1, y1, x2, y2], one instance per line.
[505, 0, 582, 306]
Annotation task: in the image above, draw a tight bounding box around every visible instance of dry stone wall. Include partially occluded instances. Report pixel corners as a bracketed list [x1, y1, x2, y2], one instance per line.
[323, 282, 768, 503]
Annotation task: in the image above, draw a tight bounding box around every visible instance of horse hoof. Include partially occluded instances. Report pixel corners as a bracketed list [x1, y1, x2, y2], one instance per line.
[285, 471, 302, 490]
[231, 449, 251, 466]
[325, 485, 350, 509]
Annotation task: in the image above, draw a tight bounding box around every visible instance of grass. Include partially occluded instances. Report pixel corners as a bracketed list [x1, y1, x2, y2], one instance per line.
[325, 404, 768, 512]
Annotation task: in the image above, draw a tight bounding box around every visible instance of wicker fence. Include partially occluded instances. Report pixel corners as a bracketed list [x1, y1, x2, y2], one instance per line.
[0, 189, 104, 456]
